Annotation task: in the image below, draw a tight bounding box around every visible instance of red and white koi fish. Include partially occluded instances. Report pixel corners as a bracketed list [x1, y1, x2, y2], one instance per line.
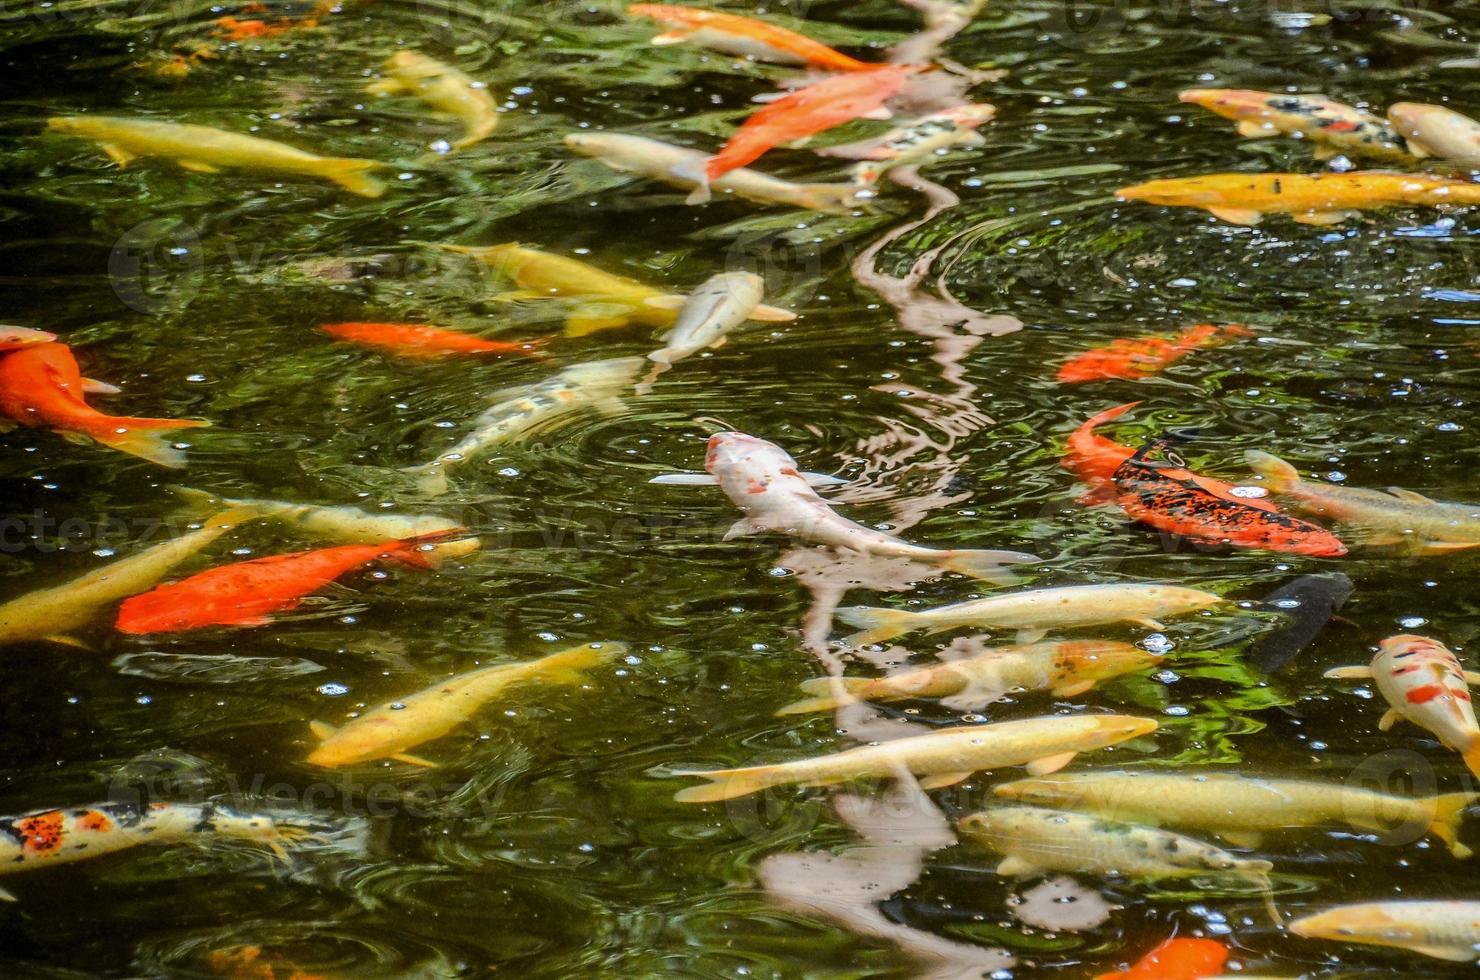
[652, 431, 1037, 583]
[1179, 89, 1411, 161]
[1326, 635, 1480, 778]
[626, 4, 870, 71]
[319, 322, 546, 360]
[0, 801, 318, 900]
[115, 529, 465, 633]
[1057, 323, 1252, 384]
[0, 325, 57, 350]
[0, 342, 209, 468]
[676, 64, 922, 202]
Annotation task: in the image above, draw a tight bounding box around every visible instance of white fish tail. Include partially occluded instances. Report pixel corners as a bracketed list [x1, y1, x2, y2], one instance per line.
[775, 677, 872, 715]
[937, 549, 1039, 585]
[835, 606, 924, 647]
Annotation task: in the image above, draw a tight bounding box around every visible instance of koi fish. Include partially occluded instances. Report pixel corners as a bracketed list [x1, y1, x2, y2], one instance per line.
[676, 64, 922, 202]
[47, 116, 387, 197]
[434, 241, 795, 335]
[308, 642, 621, 767]
[114, 529, 465, 634]
[626, 4, 870, 71]
[836, 582, 1223, 647]
[319, 322, 545, 360]
[0, 342, 209, 468]
[645, 272, 768, 380]
[0, 507, 256, 648]
[993, 770, 1477, 857]
[367, 50, 498, 152]
[959, 806, 1279, 923]
[213, 15, 298, 41]
[1326, 634, 1480, 778]
[1178, 89, 1411, 161]
[656, 431, 1037, 583]
[1111, 437, 1347, 557]
[775, 640, 1159, 715]
[1245, 572, 1354, 674]
[672, 714, 1158, 802]
[167, 486, 480, 560]
[0, 801, 317, 900]
[1116, 171, 1480, 226]
[1094, 938, 1229, 980]
[563, 132, 867, 213]
[1248, 450, 1480, 554]
[207, 944, 328, 980]
[0, 325, 57, 350]
[1056, 323, 1252, 384]
[1388, 102, 1480, 168]
[1289, 901, 1480, 962]
[403, 357, 643, 496]
[821, 103, 997, 186]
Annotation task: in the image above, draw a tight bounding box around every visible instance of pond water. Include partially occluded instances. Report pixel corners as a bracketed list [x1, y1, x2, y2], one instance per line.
[2, 0, 1480, 976]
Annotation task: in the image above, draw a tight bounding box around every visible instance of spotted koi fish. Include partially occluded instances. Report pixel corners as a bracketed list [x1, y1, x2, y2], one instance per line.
[1326, 635, 1480, 778]
[626, 4, 870, 71]
[1179, 89, 1411, 161]
[0, 801, 317, 900]
[1111, 437, 1347, 557]
[1057, 323, 1252, 384]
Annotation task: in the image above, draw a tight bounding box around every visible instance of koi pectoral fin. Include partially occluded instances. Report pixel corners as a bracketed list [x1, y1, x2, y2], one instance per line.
[1323, 666, 1374, 680]
[723, 518, 768, 541]
[650, 29, 692, 45]
[1024, 751, 1077, 776]
[1378, 708, 1402, 732]
[101, 143, 135, 167]
[1291, 209, 1357, 226]
[391, 752, 439, 768]
[917, 771, 973, 790]
[309, 720, 338, 741]
[1235, 120, 1276, 139]
[0, 884, 17, 902]
[1207, 207, 1264, 225]
[177, 159, 221, 173]
[996, 856, 1040, 877]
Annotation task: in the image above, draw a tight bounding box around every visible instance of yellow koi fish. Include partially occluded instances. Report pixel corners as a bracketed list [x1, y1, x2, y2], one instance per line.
[1327, 634, 1480, 778]
[993, 770, 1477, 857]
[776, 640, 1159, 715]
[672, 714, 1157, 802]
[0, 507, 255, 648]
[47, 116, 388, 197]
[368, 50, 498, 152]
[1290, 901, 1480, 962]
[308, 642, 621, 767]
[1388, 102, 1480, 168]
[1117, 171, 1480, 226]
[434, 242, 794, 336]
[1248, 450, 1480, 553]
[1179, 89, 1411, 161]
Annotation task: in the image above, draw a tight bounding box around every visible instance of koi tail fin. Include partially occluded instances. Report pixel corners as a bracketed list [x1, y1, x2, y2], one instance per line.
[834, 606, 925, 647]
[672, 765, 778, 803]
[671, 157, 713, 204]
[775, 677, 874, 715]
[1428, 791, 1478, 858]
[532, 641, 626, 685]
[1464, 742, 1480, 783]
[1245, 450, 1300, 494]
[322, 158, 388, 198]
[385, 528, 474, 569]
[938, 549, 1039, 585]
[1252, 867, 1282, 927]
[91, 417, 210, 469]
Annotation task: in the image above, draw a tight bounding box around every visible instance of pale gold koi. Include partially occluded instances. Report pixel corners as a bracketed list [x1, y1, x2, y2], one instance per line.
[1388, 102, 1480, 167]
[368, 50, 498, 152]
[1117, 171, 1480, 226]
[1290, 901, 1480, 962]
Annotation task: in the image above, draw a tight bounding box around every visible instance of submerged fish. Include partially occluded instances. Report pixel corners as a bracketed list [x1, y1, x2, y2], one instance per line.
[320, 322, 545, 360]
[1116, 171, 1480, 226]
[1246, 572, 1354, 673]
[677, 64, 921, 202]
[0, 325, 58, 350]
[115, 529, 464, 634]
[626, 4, 869, 71]
[1388, 102, 1480, 168]
[0, 507, 255, 648]
[672, 714, 1158, 802]
[823, 103, 997, 186]
[674, 431, 1037, 583]
[959, 806, 1279, 923]
[776, 640, 1159, 715]
[308, 642, 620, 767]
[368, 50, 498, 152]
[1289, 901, 1480, 962]
[1326, 634, 1480, 778]
[993, 770, 1477, 857]
[437, 241, 794, 336]
[403, 357, 643, 495]
[47, 116, 387, 197]
[837, 583, 1223, 647]
[1248, 450, 1480, 554]
[1179, 89, 1411, 161]
[0, 342, 209, 468]
[645, 272, 767, 378]
[1094, 937, 1229, 980]
[1056, 323, 1252, 384]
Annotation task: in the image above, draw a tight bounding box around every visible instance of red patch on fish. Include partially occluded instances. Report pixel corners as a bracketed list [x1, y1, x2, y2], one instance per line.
[78, 810, 113, 833]
[320, 322, 547, 360]
[1405, 683, 1447, 704]
[1325, 120, 1357, 132]
[16, 811, 64, 854]
[1057, 323, 1251, 383]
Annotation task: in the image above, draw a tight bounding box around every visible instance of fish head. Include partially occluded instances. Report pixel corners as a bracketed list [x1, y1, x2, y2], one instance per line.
[563, 132, 609, 157]
[1386, 102, 1447, 139]
[0, 325, 57, 349]
[1178, 88, 1272, 120]
[1377, 633, 1456, 667]
[704, 431, 798, 481]
[1090, 714, 1159, 746]
[47, 116, 101, 137]
[1289, 904, 1413, 946]
[1068, 641, 1162, 675]
[384, 50, 440, 79]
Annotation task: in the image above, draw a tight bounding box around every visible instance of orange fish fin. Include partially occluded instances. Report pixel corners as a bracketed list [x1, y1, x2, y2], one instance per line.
[1236, 120, 1276, 139]
[1025, 751, 1077, 776]
[309, 720, 338, 741]
[1050, 680, 1096, 698]
[650, 29, 691, 45]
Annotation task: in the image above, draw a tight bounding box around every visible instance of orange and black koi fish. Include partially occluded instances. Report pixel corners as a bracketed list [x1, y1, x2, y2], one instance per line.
[320, 322, 546, 360]
[1111, 436, 1347, 556]
[1057, 323, 1252, 384]
[1095, 936, 1229, 980]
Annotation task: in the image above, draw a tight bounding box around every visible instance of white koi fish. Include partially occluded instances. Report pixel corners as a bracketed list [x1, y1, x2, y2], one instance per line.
[821, 103, 997, 186]
[641, 273, 768, 389]
[1388, 102, 1480, 168]
[1326, 634, 1480, 778]
[368, 50, 498, 152]
[1290, 901, 1480, 962]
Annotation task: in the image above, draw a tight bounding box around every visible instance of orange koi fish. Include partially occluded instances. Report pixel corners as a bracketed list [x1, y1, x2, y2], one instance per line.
[1117, 171, 1480, 226]
[115, 529, 464, 634]
[0, 325, 57, 350]
[0, 342, 209, 468]
[213, 15, 297, 40]
[319, 322, 546, 360]
[678, 63, 921, 202]
[1095, 937, 1229, 980]
[627, 4, 870, 72]
[208, 944, 329, 980]
[1327, 635, 1480, 778]
[1057, 324, 1252, 384]
[1111, 438, 1347, 556]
